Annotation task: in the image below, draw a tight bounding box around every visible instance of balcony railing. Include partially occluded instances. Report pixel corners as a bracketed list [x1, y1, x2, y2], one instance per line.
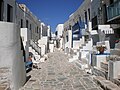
[30, 40, 41, 55]
[107, 0, 120, 21]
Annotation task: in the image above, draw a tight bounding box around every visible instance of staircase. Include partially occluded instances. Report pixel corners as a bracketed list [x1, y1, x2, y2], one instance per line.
[29, 40, 41, 60]
[68, 49, 79, 62]
[29, 40, 41, 55]
[69, 38, 93, 72]
[92, 41, 120, 86]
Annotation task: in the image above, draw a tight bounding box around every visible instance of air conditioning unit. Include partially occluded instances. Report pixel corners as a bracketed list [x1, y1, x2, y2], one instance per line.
[108, 60, 120, 80]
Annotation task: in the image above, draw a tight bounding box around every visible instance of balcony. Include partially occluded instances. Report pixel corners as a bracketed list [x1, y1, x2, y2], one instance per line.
[107, 0, 120, 21]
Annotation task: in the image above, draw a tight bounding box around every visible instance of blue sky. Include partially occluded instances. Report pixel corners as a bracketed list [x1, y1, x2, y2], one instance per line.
[16, 0, 83, 32]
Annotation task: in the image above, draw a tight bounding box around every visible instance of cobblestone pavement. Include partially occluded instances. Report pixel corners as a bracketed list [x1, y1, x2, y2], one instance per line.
[20, 50, 103, 90]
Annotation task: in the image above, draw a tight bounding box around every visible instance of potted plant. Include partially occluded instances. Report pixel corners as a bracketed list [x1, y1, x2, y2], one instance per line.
[96, 45, 107, 54]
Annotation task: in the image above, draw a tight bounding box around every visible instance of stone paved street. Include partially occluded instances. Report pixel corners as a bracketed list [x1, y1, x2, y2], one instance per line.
[20, 50, 103, 90]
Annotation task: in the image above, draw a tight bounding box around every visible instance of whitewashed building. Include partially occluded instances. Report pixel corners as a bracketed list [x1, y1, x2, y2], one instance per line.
[0, 0, 26, 89]
[56, 24, 64, 49]
[63, 0, 92, 50]
[0, 0, 51, 89]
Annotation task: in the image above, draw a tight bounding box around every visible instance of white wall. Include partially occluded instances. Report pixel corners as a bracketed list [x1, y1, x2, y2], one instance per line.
[21, 28, 30, 62]
[64, 30, 72, 49]
[113, 61, 120, 79]
[60, 38, 63, 49]
[38, 37, 48, 56]
[80, 36, 85, 46]
[0, 22, 26, 90]
[38, 44, 46, 56]
[47, 25, 51, 37]
[73, 41, 80, 49]
[49, 44, 54, 52]
[56, 24, 64, 38]
[38, 36, 48, 45]
[56, 24, 64, 49]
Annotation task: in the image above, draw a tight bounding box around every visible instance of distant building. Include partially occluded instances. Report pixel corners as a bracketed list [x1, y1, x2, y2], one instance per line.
[56, 24, 64, 49]
[63, 0, 91, 50]
[0, 0, 26, 89]
[91, 0, 119, 48]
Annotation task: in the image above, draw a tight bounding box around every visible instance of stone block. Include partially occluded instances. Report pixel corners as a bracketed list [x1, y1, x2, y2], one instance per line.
[101, 62, 108, 71]
[0, 85, 10, 90]
[115, 42, 120, 49]
[93, 76, 120, 90]
[111, 78, 120, 86]
[92, 67, 108, 79]
[110, 49, 120, 56]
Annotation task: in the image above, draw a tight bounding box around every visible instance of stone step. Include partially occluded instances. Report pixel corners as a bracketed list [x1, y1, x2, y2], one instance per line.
[0, 85, 10, 90]
[101, 61, 108, 71]
[110, 78, 120, 87]
[92, 66, 108, 79]
[93, 76, 120, 90]
[115, 42, 120, 49]
[75, 60, 88, 70]
[110, 49, 120, 56]
[107, 55, 120, 61]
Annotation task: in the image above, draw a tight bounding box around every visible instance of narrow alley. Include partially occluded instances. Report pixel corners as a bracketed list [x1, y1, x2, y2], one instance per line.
[20, 50, 102, 90]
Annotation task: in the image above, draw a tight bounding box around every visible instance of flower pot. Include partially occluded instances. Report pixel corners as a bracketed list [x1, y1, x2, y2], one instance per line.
[99, 47, 105, 54]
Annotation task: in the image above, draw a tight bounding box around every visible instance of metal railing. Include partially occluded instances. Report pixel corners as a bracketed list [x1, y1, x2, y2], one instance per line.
[107, 0, 120, 21]
[30, 40, 41, 55]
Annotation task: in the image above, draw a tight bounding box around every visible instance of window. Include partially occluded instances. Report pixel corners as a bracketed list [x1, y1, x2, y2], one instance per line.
[30, 24, 31, 30]
[84, 11, 88, 25]
[66, 36, 68, 42]
[37, 26, 39, 33]
[69, 25, 71, 30]
[0, 0, 3, 21]
[92, 16, 98, 28]
[79, 16, 81, 23]
[39, 28, 41, 39]
[88, 8, 90, 20]
[103, 4, 107, 24]
[55, 31, 57, 36]
[110, 0, 114, 4]
[21, 19, 23, 28]
[26, 20, 28, 28]
[7, 4, 13, 22]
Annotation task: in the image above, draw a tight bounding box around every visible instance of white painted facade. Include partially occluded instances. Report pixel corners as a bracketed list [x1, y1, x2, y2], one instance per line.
[18, 4, 41, 41]
[63, 30, 72, 50]
[0, 0, 50, 89]
[56, 24, 64, 38]
[38, 37, 49, 56]
[49, 43, 54, 52]
[56, 24, 64, 49]
[63, 0, 92, 51]
[20, 28, 30, 61]
[108, 60, 120, 79]
[0, 22, 26, 90]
